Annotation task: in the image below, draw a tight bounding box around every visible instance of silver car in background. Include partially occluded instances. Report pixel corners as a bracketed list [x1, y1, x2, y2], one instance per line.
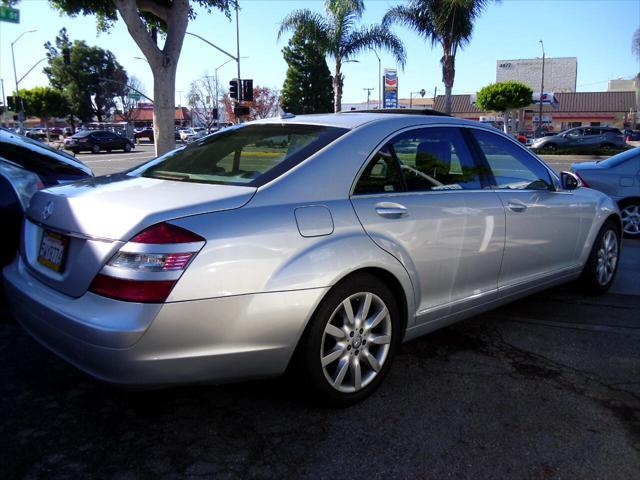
[531, 126, 626, 152]
[571, 147, 640, 238]
[3, 113, 622, 405]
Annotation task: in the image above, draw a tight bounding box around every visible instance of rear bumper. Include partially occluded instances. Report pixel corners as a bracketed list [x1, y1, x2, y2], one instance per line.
[3, 257, 326, 386]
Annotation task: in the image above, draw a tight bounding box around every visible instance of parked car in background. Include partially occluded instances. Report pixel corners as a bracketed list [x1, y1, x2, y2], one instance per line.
[64, 130, 135, 154]
[179, 127, 206, 142]
[571, 147, 640, 238]
[531, 126, 626, 152]
[624, 129, 640, 141]
[0, 128, 93, 267]
[134, 127, 154, 142]
[4, 113, 621, 406]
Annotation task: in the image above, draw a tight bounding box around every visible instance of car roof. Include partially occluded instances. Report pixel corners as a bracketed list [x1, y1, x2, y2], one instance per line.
[0, 128, 92, 175]
[252, 111, 483, 130]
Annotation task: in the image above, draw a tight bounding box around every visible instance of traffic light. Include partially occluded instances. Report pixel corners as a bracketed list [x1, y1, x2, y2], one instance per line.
[229, 79, 239, 100]
[242, 79, 253, 102]
[6, 95, 14, 111]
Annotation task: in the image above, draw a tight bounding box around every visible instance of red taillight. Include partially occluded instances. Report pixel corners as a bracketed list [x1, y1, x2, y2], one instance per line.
[131, 222, 205, 244]
[574, 172, 590, 187]
[89, 274, 176, 303]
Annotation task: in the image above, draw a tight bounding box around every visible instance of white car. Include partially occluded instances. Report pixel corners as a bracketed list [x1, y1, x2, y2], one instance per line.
[179, 128, 206, 142]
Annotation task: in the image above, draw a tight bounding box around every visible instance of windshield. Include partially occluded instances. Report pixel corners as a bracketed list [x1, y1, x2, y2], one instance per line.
[134, 123, 348, 186]
[597, 148, 640, 168]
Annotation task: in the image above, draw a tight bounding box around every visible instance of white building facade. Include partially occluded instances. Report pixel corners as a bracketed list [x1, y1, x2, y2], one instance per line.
[496, 57, 577, 93]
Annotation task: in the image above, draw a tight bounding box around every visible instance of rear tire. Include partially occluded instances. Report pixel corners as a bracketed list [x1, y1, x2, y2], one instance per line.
[580, 220, 620, 294]
[600, 143, 615, 150]
[91, 144, 100, 154]
[124, 143, 132, 153]
[618, 199, 640, 239]
[292, 273, 402, 407]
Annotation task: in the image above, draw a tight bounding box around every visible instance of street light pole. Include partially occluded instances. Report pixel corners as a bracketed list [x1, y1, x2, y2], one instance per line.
[538, 40, 545, 138]
[372, 49, 381, 108]
[363, 88, 374, 108]
[11, 29, 37, 131]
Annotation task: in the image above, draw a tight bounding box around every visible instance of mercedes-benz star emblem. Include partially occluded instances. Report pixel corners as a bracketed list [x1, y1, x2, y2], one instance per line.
[42, 201, 54, 221]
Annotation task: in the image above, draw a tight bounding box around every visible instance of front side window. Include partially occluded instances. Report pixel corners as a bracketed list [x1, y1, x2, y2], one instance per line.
[134, 123, 347, 186]
[471, 129, 553, 191]
[390, 127, 483, 191]
[565, 129, 583, 139]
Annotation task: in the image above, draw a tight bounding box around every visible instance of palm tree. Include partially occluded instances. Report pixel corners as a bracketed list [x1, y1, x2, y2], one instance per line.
[384, 0, 493, 114]
[279, 0, 406, 112]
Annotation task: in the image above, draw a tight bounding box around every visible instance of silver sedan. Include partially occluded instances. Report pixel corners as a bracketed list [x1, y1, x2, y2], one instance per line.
[571, 148, 640, 238]
[3, 113, 622, 405]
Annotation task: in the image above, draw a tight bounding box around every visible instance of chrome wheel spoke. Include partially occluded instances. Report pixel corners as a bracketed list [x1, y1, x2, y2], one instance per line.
[366, 306, 388, 331]
[356, 293, 372, 329]
[351, 358, 362, 390]
[369, 334, 391, 345]
[321, 347, 344, 367]
[325, 323, 346, 339]
[342, 299, 355, 326]
[333, 358, 349, 387]
[363, 349, 381, 372]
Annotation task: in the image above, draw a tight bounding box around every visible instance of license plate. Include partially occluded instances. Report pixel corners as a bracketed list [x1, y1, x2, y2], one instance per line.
[38, 230, 69, 272]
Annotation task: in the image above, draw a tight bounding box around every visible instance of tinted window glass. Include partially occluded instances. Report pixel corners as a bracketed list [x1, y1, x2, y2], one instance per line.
[472, 129, 553, 191]
[565, 129, 582, 139]
[390, 127, 483, 191]
[0, 140, 87, 183]
[353, 146, 403, 195]
[136, 124, 347, 187]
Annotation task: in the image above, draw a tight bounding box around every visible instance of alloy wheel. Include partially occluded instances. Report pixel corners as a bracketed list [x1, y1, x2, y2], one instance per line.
[620, 204, 640, 236]
[595, 230, 618, 286]
[320, 292, 392, 393]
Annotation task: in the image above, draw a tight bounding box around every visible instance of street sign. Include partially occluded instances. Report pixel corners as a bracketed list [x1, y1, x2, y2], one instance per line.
[128, 93, 141, 101]
[0, 5, 20, 23]
[383, 68, 398, 108]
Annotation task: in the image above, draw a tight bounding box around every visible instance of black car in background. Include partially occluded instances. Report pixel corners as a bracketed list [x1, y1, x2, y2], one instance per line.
[0, 128, 93, 267]
[64, 130, 134, 154]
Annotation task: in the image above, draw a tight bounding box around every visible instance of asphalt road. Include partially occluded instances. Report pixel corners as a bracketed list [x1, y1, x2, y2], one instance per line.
[79, 143, 600, 177]
[2, 242, 639, 479]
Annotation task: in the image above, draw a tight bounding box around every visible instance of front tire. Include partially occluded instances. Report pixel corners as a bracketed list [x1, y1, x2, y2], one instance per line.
[91, 144, 100, 154]
[618, 200, 640, 238]
[580, 220, 620, 294]
[545, 143, 558, 152]
[293, 274, 401, 407]
[124, 142, 132, 153]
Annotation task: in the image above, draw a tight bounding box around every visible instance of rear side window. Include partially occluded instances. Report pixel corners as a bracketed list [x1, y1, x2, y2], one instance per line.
[353, 146, 403, 195]
[137, 124, 347, 186]
[0, 139, 87, 183]
[471, 129, 553, 191]
[390, 127, 483, 191]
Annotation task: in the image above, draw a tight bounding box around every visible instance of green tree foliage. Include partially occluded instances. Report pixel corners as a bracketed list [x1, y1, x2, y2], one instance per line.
[18, 86, 69, 140]
[281, 29, 334, 114]
[476, 81, 533, 113]
[11, 0, 233, 156]
[279, 0, 406, 112]
[44, 28, 128, 123]
[476, 81, 532, 133]
[384, 0, 496, 114]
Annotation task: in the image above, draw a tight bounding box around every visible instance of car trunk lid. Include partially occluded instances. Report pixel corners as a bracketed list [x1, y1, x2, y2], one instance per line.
[23, 175, 256, 297]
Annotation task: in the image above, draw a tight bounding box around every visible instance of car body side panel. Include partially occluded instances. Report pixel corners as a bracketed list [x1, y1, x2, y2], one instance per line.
[169, 199, 417, 328]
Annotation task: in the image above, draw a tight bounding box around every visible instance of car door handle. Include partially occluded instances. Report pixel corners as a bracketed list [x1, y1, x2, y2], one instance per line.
[375, 202, 408, 218]
[507, 200, 527, 213]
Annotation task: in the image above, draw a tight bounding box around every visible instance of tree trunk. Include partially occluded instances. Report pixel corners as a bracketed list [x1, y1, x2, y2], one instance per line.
[153, 64, 177, 156]
[333, 59, 342, 113]
[44, 117, 50, 143]
[442, 54, 455, 115]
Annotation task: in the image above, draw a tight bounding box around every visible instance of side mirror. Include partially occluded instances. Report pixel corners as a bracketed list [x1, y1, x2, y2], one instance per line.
[560, 171, 581, 191]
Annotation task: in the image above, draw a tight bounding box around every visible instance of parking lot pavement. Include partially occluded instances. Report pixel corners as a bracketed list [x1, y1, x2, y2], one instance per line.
[76, 144, 158, 176]
[1, 240, 638, 479]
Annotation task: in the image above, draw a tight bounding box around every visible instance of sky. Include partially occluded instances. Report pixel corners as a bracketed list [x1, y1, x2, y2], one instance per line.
[1, 0, 639, 107]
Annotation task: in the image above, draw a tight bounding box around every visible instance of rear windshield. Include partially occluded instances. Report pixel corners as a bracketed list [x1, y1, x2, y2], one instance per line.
[135, 123, 348, 186]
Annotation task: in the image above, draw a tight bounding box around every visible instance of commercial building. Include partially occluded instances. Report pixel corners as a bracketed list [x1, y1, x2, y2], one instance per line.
[496, 57, 577, 93]
[433, 91, 637, 132]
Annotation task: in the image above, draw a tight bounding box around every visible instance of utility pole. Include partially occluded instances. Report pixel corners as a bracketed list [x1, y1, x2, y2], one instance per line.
[538, 40, 545, 138]
[372, 49, 381, 108]
[363, 88, 374, 108]
[11, 30, 37, 132]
